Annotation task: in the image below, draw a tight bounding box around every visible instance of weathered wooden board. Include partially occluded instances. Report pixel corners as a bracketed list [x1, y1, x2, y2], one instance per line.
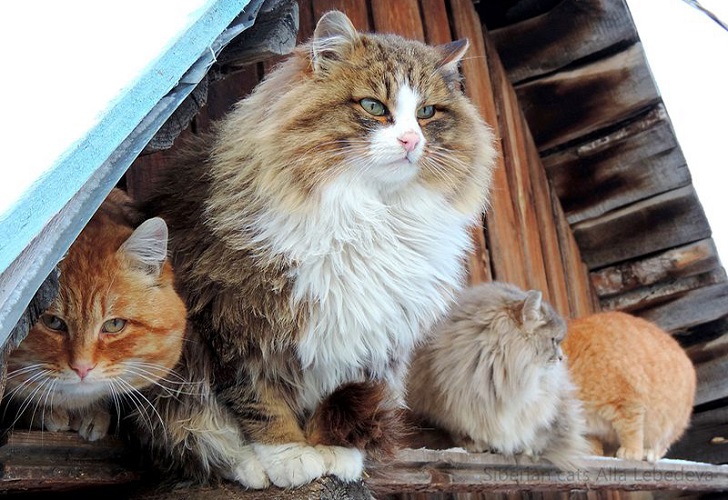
[637, 282, 728, 334]
[668, 404, 728, 464]
[450, 0, 530, 289]
[420, 0, 451, 45]
[572, 186, 711, 270]
[312, 0, 370, 31]
[490, 0, 637, 84]
[371, 0, 424, 41]
[515, 43, 661, 152]
[688, 331, 728, 406]
[590, 239, 721, 298]
[542, 106, 691, 224]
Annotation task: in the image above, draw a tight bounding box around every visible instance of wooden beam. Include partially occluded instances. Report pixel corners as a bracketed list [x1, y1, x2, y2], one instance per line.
[542, 106, 690, 224]
[366, 448, 728, 494]
[490, 0, 637, 84]
[515, 43, 660, 152]
[572, 186, 711, 270]
[687, 329, 728, 406]
[370, 0, 424, 41]
[668, 405, 728, 464]
[312, 0, 370, 31]
[637, 282, 728, 334]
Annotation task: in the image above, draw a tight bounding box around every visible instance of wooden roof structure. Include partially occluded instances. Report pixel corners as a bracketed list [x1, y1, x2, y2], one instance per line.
[2, 0, 728, 498]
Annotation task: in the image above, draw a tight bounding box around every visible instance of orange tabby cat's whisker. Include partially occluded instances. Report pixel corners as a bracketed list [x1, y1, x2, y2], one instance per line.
[115, 377, 166, 433]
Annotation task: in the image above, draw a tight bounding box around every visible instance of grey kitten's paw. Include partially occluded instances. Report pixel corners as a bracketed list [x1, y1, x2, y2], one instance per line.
[253, 442, 326, 488]
[44, 407, 72, 432]
[74, 409, 111, 441]
[315, 445, 364, 482]
[230, 445, 271, 489]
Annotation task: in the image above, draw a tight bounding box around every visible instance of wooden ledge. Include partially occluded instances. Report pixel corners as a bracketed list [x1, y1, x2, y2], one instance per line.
[367, 448, 728, 494]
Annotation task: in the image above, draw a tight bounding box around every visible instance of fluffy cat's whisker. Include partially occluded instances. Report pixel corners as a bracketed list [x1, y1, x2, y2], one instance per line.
[122, 367, 193, 399]
[3, 369, 53, 405]
[10, 375, 52, 431]
[115, 377, 167, 434]
[6, 364, 47, 380]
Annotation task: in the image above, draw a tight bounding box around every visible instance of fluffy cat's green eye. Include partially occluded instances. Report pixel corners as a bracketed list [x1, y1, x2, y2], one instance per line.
[417, 105, 435, 119]
[360, 98, 387, 117]
[102, 318, 127, 334]
[41, 314, 67, 332]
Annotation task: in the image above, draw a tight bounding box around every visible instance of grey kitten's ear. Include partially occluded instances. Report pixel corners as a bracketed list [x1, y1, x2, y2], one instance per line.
[120, 217, 168, 275]
[521, 290, 544, 331]
[312, 10, 359, 72]
[437, 39, 469, 72]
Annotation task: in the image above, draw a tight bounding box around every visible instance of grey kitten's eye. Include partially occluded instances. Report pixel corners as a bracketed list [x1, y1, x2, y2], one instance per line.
[102, 318, 126, 334]
[417, 105, 435, 119]
[360, 98, 387, 117]
[41, 314, 67, 332]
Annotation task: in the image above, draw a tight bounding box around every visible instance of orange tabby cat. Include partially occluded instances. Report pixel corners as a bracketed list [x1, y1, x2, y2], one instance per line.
[564, 311, 696, 462]
[3, 189, 187, 441]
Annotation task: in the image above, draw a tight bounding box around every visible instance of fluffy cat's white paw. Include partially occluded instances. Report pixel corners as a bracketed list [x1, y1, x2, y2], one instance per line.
[644, 448, 661, 463]
[44, 407, 71, 432]
[74, 409, 111, 441]
[253, 442, 326, 488]
[616, 446, 644, 461]
[230, 445, 271, 489]
[315, 445, 364, 482]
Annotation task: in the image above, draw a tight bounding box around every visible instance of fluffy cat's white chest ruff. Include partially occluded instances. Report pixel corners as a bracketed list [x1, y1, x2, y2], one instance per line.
[257, 178, 475, 410]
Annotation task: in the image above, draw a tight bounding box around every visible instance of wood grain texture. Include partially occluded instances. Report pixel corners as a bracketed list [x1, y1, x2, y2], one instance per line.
[490, 0, 637, 84]
[688, 332, 728, 406]
[515, 43, 660, 152]
[371, 0, 424, 40]
[312, 0, 370, 31]
[668, 404, 728, 464]
[572, 186, 712, 270]
[637, 282, 728, 334]
[542, 106, 691, 224]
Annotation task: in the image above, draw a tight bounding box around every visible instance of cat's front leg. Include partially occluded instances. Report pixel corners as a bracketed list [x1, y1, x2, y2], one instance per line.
[43, 406, 72, 432]
[70, 407, 111, 441]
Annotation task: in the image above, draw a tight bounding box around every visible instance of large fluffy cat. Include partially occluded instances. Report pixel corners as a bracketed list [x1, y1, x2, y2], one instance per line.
[564, 311, 696, 462]
[407, 282, 589, 470]
[141, 10, 495, 488]
[3, 189, 187, 441]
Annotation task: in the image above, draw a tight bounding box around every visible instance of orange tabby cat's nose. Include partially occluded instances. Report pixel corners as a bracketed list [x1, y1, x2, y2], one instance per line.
[70, 362, 95, 380]
[398, 131, 420, 153]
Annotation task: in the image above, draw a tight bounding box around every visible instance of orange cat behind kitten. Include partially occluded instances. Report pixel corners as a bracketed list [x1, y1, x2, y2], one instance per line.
[564, 311, 696, 462]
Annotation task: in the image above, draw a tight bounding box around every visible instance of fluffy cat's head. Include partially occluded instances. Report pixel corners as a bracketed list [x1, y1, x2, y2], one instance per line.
[452, 282, 566, 365]
[213, 10, 495, 214]
[5, 209, 187, 411]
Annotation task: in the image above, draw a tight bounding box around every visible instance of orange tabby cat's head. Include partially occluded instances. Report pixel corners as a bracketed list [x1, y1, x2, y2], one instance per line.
[6, 209, 187, 411]
[212, 10, 495, 215]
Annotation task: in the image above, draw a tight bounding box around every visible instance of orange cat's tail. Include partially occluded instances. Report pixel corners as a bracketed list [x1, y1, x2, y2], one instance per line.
[306, 381, 406, 460]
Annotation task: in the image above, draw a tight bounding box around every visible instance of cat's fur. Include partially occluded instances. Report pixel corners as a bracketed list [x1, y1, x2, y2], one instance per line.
[3, 189, 186, 441]
[564, 311, 696, 462]
[407, 282, 589, 470]
[140, 10, 495, 488]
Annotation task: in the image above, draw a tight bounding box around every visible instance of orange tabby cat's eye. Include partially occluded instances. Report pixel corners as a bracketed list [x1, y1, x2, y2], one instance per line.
[40, 314, 67, 332]
[101, 318, 126, 334]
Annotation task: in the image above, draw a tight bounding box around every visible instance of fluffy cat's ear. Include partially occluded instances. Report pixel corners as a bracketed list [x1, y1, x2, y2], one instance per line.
[520, 290, 544, 333]
[312, 10, 359, 72]
[120, 217, 168, 275]
[437, 39, 469, 73]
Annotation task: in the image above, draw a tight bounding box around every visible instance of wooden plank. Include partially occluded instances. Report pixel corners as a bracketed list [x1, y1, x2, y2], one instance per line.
[312, 0, 370, 31]
[450, 0, 529, 289]
[490, 0, 637, 84]
[637, 282, 728, 334]
[572, 186, 712, 270]
[420, 0, 451, 45]
[668, 405, 728, 465]
[484, 29, 551, 299]
[590, 239, 721, 298]
[688, 330, 728, 406]
[366, 448, 728, 494]
[542, 106, 691, 224]
[601, 269, 727, 313]
[515, 43, 661, 152]
[371, 0, 424, 40]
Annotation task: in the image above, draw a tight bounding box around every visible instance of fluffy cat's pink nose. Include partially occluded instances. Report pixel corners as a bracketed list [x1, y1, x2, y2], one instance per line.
[398, 131, 420, 152]
[70, 363, 95, 380]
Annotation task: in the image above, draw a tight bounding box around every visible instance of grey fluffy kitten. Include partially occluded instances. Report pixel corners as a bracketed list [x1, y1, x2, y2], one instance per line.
[407, 282, 589, 470]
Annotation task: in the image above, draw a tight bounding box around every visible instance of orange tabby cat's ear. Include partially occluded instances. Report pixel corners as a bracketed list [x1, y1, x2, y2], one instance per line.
[520, 290, 544, 333]
[311, 10, 359, 72]
[437, 39, 469, 73]
[119, 217, 168, 275]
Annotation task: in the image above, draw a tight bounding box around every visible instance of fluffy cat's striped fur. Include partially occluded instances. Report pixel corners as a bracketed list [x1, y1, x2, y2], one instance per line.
[3, 189, 186, 441]
[564, 311, 696, 462]
[407, 282, 589, 470]
[140, 11, 495, 488]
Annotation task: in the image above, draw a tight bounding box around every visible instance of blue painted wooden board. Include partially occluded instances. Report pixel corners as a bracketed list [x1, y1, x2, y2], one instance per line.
[0, 0, 254, 341]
